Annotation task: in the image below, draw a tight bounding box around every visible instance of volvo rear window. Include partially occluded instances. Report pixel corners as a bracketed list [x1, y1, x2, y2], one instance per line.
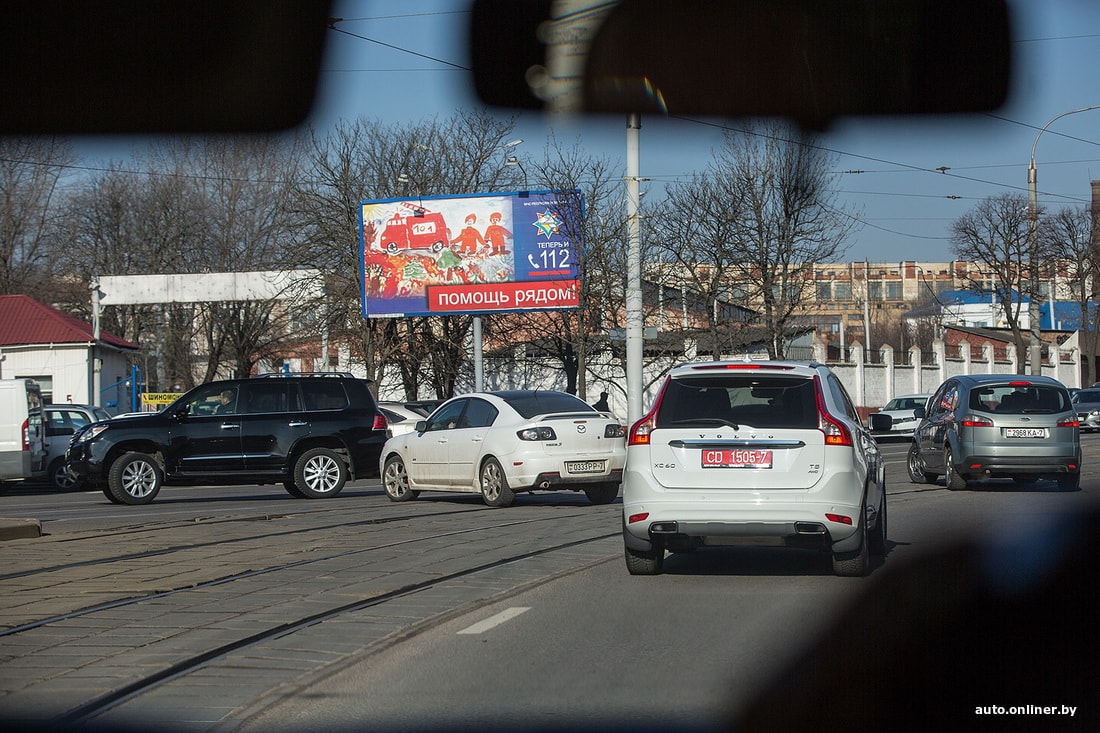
[656, 376, 817, 429]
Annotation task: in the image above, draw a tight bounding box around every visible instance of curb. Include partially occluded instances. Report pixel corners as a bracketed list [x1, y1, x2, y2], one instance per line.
[0, 518, 43, 541]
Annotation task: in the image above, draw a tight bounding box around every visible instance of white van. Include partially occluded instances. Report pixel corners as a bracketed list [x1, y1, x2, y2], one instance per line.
[0, 378, 48, 484]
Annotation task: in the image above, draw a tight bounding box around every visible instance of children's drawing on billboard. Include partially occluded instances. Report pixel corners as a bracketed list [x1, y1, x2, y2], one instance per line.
[360, 191, 582, 317]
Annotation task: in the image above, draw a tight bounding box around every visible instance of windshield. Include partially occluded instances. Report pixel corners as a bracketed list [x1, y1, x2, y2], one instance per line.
[883, 397, 926, 411]
[4, 2, 1099, 733]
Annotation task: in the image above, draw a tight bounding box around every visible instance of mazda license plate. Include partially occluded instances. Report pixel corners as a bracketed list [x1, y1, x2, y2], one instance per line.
[566, 460, 605, 474]
[701, 449, 773, 469]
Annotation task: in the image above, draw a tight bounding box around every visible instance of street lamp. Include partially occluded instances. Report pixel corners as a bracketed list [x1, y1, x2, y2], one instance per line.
[1027, 104, 1100, 375]
[505, 155, 528, 191]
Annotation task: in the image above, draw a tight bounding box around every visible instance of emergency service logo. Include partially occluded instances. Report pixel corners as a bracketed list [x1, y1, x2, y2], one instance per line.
[532, 210, 563, 238]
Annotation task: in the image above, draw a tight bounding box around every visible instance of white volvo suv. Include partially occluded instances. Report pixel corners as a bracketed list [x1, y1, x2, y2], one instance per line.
[622, 360, 886, 576]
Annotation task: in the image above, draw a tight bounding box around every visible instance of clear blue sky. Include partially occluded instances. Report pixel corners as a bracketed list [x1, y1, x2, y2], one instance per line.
[70, 1, 1098, 265]
[305, 0, 1100, 264]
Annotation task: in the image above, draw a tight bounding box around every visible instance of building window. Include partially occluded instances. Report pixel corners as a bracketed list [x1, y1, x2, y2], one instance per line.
[834, 283, 852, 300]
[17, 375, 52, 403]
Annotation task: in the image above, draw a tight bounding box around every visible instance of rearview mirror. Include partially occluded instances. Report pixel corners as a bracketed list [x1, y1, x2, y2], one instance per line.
[471, 0, 1012, 128]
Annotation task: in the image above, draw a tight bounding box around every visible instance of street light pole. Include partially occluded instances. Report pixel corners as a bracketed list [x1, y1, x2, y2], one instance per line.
[625, 113, 644, 424]
[1027, 105, 1100, 376]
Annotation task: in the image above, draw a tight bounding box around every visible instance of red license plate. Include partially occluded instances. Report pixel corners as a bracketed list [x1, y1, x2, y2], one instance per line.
[701, 449, 773, 469]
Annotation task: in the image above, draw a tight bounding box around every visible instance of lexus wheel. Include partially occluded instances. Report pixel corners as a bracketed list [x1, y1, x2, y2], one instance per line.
[107, 452, 163, 505]
[292, 448, 347, 498]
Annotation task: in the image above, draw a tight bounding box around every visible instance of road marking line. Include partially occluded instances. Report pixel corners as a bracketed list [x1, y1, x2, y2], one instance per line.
[456, 606, 532, 635]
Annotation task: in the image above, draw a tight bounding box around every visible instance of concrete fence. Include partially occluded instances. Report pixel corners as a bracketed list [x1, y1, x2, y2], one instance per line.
[820, 337, 1082, 417]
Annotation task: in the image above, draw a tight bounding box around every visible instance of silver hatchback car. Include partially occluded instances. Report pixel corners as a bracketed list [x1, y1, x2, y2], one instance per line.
[622, 360, 886, 577]
[906, 374, 1080, 490]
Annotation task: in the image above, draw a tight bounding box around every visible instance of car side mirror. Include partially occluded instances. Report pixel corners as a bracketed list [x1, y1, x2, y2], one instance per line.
[869, 413, 892, 432]
[415, 420, 427, 433]
[913, 407, 926, 419]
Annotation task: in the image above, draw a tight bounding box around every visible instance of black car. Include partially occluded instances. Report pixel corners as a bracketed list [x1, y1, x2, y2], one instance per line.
[67, 373, 389, 505]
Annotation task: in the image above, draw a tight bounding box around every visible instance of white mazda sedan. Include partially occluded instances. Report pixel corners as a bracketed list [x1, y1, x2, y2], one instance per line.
[380, 390, 626, 507]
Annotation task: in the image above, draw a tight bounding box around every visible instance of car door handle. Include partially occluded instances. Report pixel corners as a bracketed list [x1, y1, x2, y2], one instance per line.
[288, 421, 308, 427]
[220, 423, 240, 430]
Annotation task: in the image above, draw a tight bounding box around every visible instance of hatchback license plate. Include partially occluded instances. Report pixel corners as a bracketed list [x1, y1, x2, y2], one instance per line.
[1005, 428, 1045, 438]
[566, 460, 606, 474]
[701, 449, 773, 469]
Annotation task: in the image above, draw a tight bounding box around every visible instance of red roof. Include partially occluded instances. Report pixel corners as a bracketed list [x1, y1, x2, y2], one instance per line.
[0, 294, 138, 350]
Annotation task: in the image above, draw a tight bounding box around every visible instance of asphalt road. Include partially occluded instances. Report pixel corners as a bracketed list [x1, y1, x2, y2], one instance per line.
[1, 436, 1097, 732]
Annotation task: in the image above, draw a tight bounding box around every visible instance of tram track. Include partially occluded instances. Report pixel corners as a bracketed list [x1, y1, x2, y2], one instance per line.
[0, 504, 487, 583]
[0, 511, 595, 637]
[0, 494, 624, 729]
[49, 528, 620, 727]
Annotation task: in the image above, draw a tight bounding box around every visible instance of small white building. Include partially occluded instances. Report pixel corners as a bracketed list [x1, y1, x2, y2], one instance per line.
[0, 295, 139, 410]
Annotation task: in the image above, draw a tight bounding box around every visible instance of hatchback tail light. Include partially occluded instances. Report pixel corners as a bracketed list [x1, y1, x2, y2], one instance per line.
[960, 414, 994, 427]
[1057, 416, 1080, 427]
[372, 413, 388, 431]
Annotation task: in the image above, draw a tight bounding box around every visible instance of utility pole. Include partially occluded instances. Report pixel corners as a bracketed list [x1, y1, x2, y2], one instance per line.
[1027, 105, 1100, 376]
[625, 113, 643, 423]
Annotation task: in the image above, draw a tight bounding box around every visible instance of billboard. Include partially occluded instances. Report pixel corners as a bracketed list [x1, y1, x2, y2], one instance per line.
[360, 191, 583, 318]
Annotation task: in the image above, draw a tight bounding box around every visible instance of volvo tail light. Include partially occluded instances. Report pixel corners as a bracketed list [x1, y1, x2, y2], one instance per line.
[813, 377, 852, 447]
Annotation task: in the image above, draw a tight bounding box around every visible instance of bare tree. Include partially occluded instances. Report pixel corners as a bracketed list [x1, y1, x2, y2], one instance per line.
[61, 162, 202, 388]
[1041, 205, 1098, 384]
[0, 137, 75, 296]
[293, 111, 524, 398]
[486, 137, 626, 398]
[60, 135, 309, 387]
[950, 193, 1034, 371]
[655, 121, 856, 359]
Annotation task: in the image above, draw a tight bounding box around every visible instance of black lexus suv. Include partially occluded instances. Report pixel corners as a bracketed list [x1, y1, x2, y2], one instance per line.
[67, 373, 389, 505]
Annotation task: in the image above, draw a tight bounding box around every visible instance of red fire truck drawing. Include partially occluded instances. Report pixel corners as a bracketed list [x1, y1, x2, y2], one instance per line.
[378, 202, 450, 254]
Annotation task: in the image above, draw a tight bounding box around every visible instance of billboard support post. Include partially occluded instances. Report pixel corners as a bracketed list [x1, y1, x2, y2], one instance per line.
[473, 316, 484, 391]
